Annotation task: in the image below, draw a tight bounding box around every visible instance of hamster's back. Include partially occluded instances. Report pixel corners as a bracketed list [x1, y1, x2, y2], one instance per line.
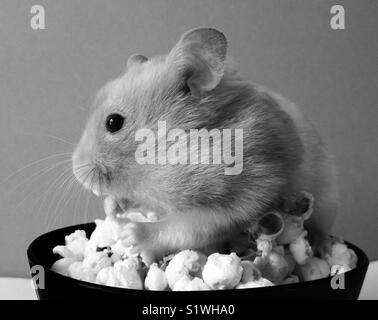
[262, 88, 339, 242]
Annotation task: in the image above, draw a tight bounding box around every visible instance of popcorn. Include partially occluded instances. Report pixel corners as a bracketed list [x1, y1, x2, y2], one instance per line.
[255, 251, 289, 284]
[240, 260, 261, 283]
[89, 217, 124, 248]
[280, 275, 299, 285]
[53, 230, 88, 260]
[251, 211, 284, 241]
[276, 215, 305, 245]
[96, 267, 118, 287]
[53, 246, 75, 259]
[112, 259, 144, 289]
[165, 250, 207, 289]
[330, 264, 351, 276]
[67, 261, 96, 282]
[109, 252, 122, 264]
[83, 242, 97, 258]
[295, 257, 330, 282]
[66, 230, 88, 260]
[276, 192, 314, 245]
[51, 258, 75, 276]
[280, 191, 314, 218]
[95, 259, 144, 289]
[145, 263, 168, 291]
[253, 238, 288, 283]
[172, 277, 210, 291]
[51, 193, 359, 291]
[282, 247, 297, 275]
[82, 251, 112, 274]
[64, 229, 86, 242]
[202, 253, 243, 290]
[111, 240, 138, 260]
[289, 230, 313, 265]
[323, 241, 358, 270]
[236, 278, 273, 289]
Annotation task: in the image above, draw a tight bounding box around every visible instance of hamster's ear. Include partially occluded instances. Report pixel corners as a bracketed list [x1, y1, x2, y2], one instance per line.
[127, 54, 148, 69]
[168, 27, 227, 97]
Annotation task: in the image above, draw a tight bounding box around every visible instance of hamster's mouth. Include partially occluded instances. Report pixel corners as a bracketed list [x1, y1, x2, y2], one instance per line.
[82, 179, 103, 196]
[72, 162, 110, 197]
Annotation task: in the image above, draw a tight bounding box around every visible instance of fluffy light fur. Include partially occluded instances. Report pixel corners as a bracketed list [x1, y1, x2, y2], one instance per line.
[72, 28, 338, 261]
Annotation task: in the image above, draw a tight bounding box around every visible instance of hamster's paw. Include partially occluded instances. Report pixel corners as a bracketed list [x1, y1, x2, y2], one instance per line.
[139, 249, 157, 266]
[121, 222, 148, 247]
[103, 196, 129, 217]
[121, 222, 156, 265]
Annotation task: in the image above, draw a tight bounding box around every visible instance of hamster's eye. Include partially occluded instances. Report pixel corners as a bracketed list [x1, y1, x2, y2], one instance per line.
[105, 114, 125, 133]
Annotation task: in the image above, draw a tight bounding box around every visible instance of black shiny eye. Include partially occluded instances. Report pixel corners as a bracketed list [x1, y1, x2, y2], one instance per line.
[105, 113, 125, 133]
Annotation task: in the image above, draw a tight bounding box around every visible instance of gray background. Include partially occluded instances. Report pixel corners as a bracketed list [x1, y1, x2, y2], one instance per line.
[0, 0, 377, 277]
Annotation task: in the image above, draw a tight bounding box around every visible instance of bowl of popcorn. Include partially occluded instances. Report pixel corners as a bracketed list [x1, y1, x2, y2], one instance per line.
[27, 192, 369, 300]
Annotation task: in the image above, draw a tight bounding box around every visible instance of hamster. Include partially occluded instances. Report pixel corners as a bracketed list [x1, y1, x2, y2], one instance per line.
[72, 27, 338, 263]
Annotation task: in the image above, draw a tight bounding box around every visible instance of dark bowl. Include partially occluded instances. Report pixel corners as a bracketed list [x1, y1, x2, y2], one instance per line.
[27, 223, 369, 300]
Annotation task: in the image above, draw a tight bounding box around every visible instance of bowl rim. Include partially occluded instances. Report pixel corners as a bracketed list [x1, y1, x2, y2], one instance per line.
[27, 222, 370, 295]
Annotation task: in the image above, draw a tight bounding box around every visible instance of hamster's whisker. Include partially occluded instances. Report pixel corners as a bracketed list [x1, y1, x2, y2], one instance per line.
[47, 173, 78, 230]
[18, 132, 75, 146]
[0, 153, 72, 186]
[15, 163, 72, 228]
[72, 163, 96, 181]
[56, 176, 81, 226]
[78, 169, 96, 224]
[81, 167, 96, 189]
[36, 166, 73, 214]
[41, 134, 75, 146]
[70, 181, 80, 225]
[75, 166, 95, 182]
[47, 171, 76, 217]
[83, 191, 91, 224]
[51, 168, 78, 210]
[28, 159, 99, 228]
[14, 168, 70, 210]
[31, 165, 74, 222]
[4, 164, 71, 210]
[9, 160, 69, 204]
[96, 167, 105, 195]
[72, 183, 84, 225]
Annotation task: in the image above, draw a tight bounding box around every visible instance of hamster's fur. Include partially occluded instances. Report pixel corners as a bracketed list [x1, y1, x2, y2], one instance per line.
[72, 28, 338, 262]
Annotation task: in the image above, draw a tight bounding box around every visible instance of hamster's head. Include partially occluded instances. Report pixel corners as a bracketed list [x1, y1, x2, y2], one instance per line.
[72, 27, 228, 198]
